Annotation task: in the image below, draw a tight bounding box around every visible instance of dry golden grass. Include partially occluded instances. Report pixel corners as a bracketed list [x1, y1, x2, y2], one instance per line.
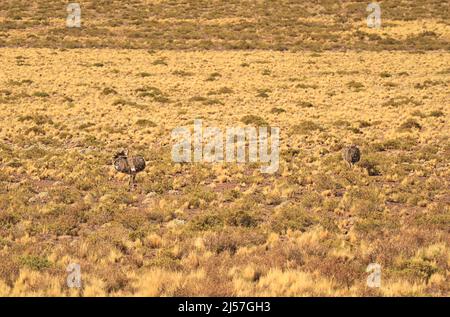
[0, 0, 449, 299]
[0, 47, 448, 296]
[0, 0, 448, 50]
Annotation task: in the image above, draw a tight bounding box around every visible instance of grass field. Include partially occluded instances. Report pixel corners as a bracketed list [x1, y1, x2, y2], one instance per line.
[0, 1, 449, 296]
[0, 0, 449, 50]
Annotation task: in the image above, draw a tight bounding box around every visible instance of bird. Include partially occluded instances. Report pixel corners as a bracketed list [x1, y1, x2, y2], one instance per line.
[342, 145, 361, 167]
[113, 149, 146, 190]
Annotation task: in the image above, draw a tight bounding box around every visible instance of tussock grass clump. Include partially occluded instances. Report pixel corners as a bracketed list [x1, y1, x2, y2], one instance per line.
[136, 86, 170, 103]
[333, 120, 350, 128]
[241, 115, 268, 127]
[20, 256, 51, 271]
[270, 205, 316, 234]
[32, 91, 49, 98]
[341, 186, 384, 217]
[414, 80, 443, 89]
[205, 72, 221, 81]
[346, 81, 365, 91]
[436, 68, 450, 75]
[413, 205, 450, 230]
[185, 187, 217, 209]
[348, 127, 363, 134]
[359, 157, 382, 176]
[189, 96, 208, 104]
[172, 70, 193, 77]
[0, 211, 19, 228]
[270, 107, 285, 114]
[291, 120, 323, 135]
[136, 86, 161, 96]
[138, 72, 152, 77]
[428, 110, 444, 117]
[224, 210, 259, 228]
[296, 83, 318, 89]
[204, 228, 265, 255]
[7, 79, 33, 86]
[78, 122, 95, 130]
[399, 119, 422, 131]
[411, 110, 427, 118]
[204, 99, 223, 105]
[297, 101, 314, 108]
[383, 96, 421, 107]
[102, 87, 117, 95]
[152, 58, 168, 66]
[372, 136, 417, 151]
[384, 82, 398, 88]
[358, 120, 371, 128]
[112, 98, 146, 109]
[256, 89, 270, 98]
[395, 258, 439, 284]
[189, 96, 223, 106]
[136, 119, 157, 128]
[207, 87, 233, 95]
[190, 213, 223, 231]
[18, 114, 53, 125]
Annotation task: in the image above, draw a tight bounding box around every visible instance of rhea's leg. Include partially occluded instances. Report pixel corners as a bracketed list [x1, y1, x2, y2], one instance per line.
[128, 174, 133, 190]
[130, 174, 136, 191]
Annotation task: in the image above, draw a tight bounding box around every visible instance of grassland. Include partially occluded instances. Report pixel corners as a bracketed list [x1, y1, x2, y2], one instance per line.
[0, 0, 449, 51]
[0, 1, 449, 296]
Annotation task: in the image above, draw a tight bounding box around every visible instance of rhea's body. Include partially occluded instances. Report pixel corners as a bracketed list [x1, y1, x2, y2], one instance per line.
[342, 145, 361, 167]
[113, 150, 146, 189]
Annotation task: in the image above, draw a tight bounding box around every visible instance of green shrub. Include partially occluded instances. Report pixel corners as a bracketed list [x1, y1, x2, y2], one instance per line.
[270, 205, 316, 233]
[20, 255, 51, 271]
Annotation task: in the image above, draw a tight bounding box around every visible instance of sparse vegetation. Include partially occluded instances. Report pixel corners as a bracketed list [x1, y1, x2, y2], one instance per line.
[347, 81, 365, 91]
[0, 1, 448, 297]
[291, 120, 323, 134]
[241, 115, 268, 127]
[0, 1, 446, 51]
[271, 107, 286, 114]
[399, 118, 422, 131]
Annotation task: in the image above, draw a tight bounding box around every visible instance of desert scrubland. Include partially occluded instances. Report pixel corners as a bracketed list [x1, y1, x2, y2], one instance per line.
[0, 0, 449, 296]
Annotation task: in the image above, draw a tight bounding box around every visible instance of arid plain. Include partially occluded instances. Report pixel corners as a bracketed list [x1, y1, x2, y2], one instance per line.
[0, 0, 449, 296]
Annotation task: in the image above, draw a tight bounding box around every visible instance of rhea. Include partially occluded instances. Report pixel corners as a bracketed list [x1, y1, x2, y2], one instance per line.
[342, 145, 361, 167]
[113, 150, 146, 189]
